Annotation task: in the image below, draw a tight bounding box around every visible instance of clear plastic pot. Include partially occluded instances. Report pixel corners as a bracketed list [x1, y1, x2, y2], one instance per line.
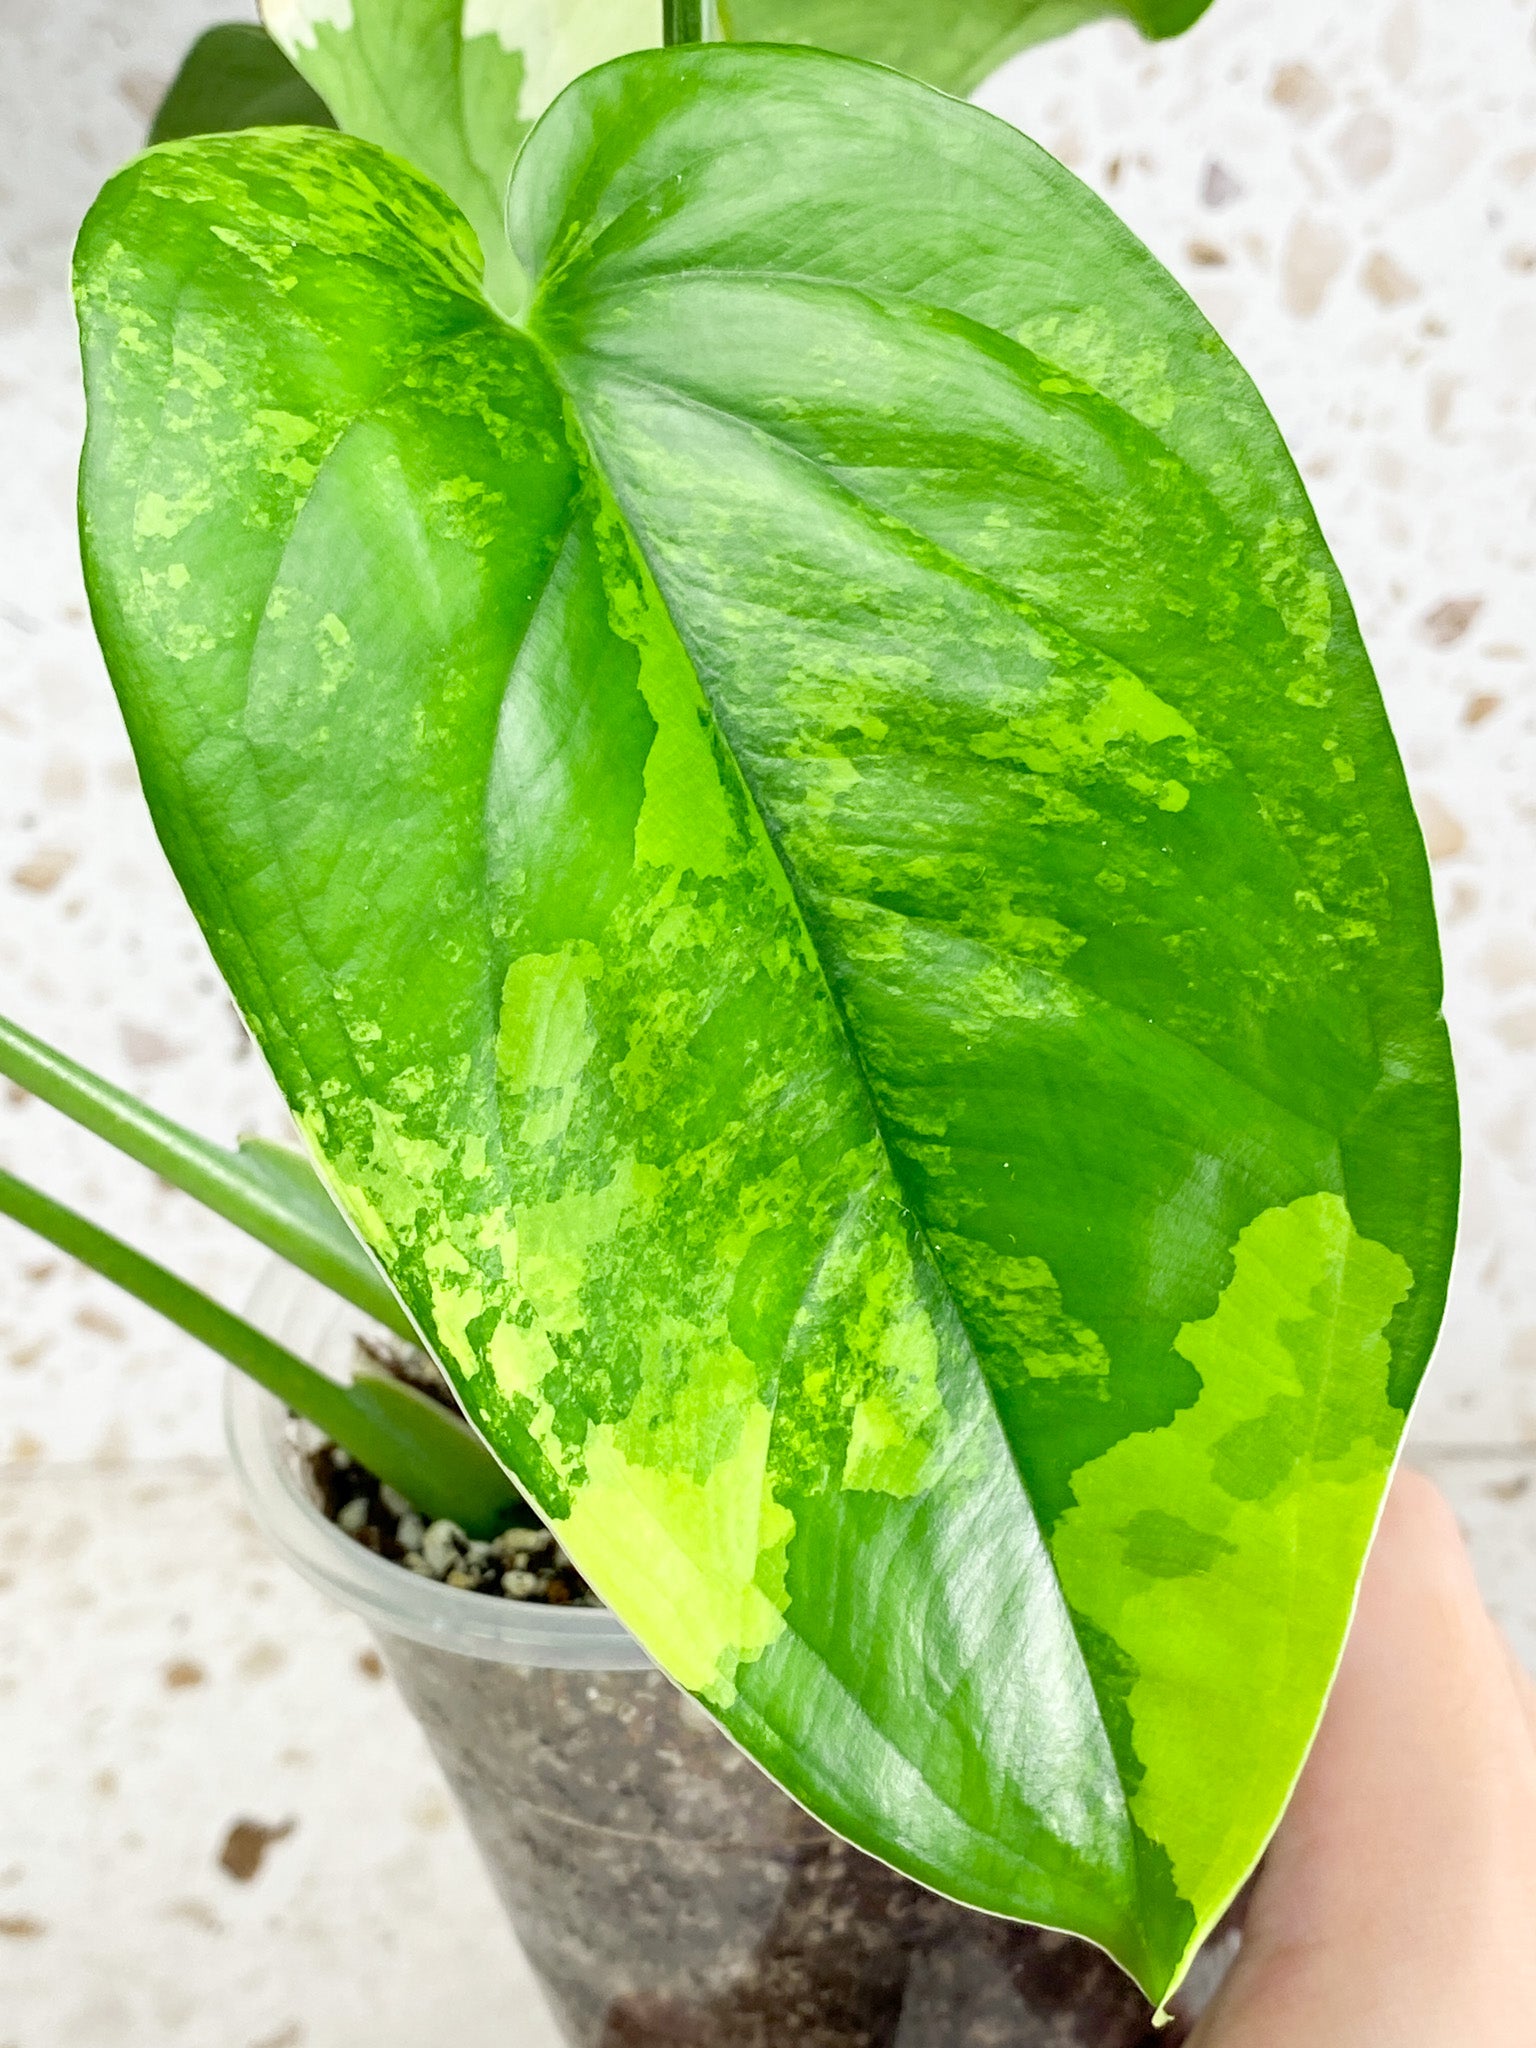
[229, 1264, 1229, 2046]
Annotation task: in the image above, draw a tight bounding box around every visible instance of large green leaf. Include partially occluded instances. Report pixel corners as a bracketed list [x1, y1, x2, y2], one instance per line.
[717, 0, 1216, 95]
[149, 22, 337, 144]
[75, 47, 1455, 2003]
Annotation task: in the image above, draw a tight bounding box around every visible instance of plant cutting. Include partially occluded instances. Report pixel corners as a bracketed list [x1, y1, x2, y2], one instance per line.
[3, 0, 1457, 2036]
[0, 1011, 523, 1531]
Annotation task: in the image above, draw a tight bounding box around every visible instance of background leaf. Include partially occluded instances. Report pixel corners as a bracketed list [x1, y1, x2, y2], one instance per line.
[260, 0, 1218, 310]
[78, 46, 1455, 2003]
[259, 0, 662, 313]
[716, 0, 1217, 96]
[148, 21, 337, 143]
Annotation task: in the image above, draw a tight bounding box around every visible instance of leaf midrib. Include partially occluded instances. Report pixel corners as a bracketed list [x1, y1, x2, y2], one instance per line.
[510, 247, 1406, 1967]
[507, 310, 1151, 1908]
[533, 347, 1365, 1148]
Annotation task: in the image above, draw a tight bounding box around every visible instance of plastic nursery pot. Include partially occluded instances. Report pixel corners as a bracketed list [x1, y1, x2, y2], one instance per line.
[229, 1263, 1230, 2048]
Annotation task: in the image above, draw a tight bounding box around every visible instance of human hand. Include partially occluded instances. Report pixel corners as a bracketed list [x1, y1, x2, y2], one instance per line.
[1188, 1469, 1536, 2047]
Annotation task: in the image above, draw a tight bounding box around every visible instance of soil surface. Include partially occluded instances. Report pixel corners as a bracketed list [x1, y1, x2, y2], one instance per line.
[306, 1336, 598, 1606]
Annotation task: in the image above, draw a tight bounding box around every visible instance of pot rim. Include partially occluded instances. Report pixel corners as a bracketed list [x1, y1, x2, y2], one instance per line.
[225, 1261, 652, 1672]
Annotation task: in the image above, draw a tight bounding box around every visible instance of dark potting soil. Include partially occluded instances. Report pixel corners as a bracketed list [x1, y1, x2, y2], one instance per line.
[309, 1336, 1209, 2048]
[381, 1640, 1200, 2048]
[307, 1334, 599, 1605]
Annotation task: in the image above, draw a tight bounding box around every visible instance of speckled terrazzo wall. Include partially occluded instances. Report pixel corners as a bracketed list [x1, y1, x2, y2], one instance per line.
[1, 4, 1532, 2043]
[4, 0, 1534, 1466]
[1, 4, 303, 1469]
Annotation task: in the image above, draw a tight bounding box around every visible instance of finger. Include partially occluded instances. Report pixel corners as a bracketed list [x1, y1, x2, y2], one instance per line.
[1499, 1634, 1536, 1751]
[1188, 1467, 1536, 2048]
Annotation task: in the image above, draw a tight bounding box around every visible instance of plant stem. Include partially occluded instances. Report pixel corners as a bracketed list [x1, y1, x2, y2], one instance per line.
[0, 1009, 413, 1341]
[664, 0, 705, 44]
[0, 1166, 521, 1536]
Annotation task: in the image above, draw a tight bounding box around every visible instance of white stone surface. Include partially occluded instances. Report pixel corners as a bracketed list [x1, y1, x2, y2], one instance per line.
[0, 0, 299, 1472]
[2, 0, 1534, 2043]
[0, 1462, 560, 2048]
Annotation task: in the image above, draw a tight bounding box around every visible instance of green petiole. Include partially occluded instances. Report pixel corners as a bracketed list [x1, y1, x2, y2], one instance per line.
[664, 1, 706, 44]
[0, 1010, 414, 1342]
[0, 1166, 522, 1537]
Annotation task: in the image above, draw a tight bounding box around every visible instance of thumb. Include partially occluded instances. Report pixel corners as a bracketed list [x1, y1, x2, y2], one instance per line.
[1189, 1468, 1536, 2048]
